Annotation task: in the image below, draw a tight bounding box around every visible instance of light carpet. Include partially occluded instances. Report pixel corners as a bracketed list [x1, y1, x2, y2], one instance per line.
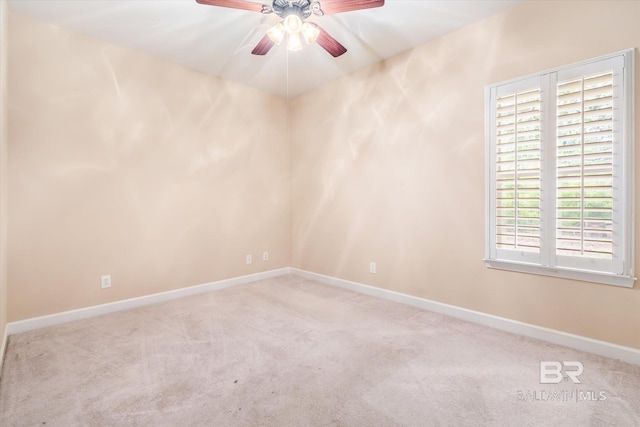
[1, 274, 639, 426]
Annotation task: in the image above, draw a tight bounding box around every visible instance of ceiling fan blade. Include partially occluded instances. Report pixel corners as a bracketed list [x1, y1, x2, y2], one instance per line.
[251, 34, 275, 55]
[315, 25, 347, 57]
[316, 0, 384, 15]
[195, 0, 264, 13]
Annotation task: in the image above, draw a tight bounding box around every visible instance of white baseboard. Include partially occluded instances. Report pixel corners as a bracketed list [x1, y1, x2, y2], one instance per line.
[290, 268, 640, 366]
[7, 268, 290, 335]
[6, 266, 638, 366]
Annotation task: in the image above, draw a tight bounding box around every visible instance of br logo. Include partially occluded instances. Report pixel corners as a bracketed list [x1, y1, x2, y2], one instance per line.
[540, 361, 584, 384]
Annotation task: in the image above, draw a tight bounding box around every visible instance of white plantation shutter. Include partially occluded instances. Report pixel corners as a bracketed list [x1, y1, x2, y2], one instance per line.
[489, 77, 543, 265]
[556, 70, 616, 267]
[495, 89, 542, 253]
[486, 50, 634, 287]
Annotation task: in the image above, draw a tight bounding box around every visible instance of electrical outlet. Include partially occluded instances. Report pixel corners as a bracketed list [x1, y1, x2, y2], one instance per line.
[263, 252, 269, 262]
[101, 275, 111, 289]
[369, 262, 377, 274]
[246, 254, 252, 265]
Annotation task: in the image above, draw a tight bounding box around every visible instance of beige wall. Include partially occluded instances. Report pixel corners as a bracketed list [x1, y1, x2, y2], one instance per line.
[8, 13, 290, 321]
[1, 1, 8, 351]
[290, 0, 640, 349]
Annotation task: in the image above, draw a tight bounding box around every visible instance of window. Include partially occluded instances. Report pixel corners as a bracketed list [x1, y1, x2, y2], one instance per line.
[485, 50, 635, 287]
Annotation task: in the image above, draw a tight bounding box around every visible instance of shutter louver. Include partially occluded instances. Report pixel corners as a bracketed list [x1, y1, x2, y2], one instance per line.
[556, 72, 614, 259]
[495, 89, 542, 252]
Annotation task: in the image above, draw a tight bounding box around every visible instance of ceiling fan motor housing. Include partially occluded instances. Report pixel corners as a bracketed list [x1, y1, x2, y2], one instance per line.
[271, 0, 315, 19]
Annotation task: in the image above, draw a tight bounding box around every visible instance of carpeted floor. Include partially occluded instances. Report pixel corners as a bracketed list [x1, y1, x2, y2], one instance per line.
[1, 274, 639, 426]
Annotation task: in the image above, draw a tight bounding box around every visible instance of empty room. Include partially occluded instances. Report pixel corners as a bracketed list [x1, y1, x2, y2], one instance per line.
[0, 0, 639, 425]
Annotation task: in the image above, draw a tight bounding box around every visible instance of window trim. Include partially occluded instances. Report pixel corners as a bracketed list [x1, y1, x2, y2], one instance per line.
[484, 49, 635, 288]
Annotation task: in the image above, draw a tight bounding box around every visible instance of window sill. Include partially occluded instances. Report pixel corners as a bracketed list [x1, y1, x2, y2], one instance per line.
[484, 259, 636, 288]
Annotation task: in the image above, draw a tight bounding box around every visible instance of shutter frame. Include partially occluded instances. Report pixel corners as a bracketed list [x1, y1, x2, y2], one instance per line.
[485, 49, 635, 287]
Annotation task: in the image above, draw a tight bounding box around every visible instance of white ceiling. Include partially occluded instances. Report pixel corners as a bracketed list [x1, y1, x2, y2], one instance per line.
[8, 0, 522, 98]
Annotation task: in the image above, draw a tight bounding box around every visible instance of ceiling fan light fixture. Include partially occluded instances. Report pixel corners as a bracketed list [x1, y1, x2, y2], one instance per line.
[283, 14, 303, 35]
[266, 22, 286, 44]
[301, 22, 320, 44]
[287, 33, 303, 51]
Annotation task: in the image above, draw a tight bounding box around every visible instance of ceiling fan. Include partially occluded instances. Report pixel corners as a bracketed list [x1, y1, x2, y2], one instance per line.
[196, 0, 385, 57]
